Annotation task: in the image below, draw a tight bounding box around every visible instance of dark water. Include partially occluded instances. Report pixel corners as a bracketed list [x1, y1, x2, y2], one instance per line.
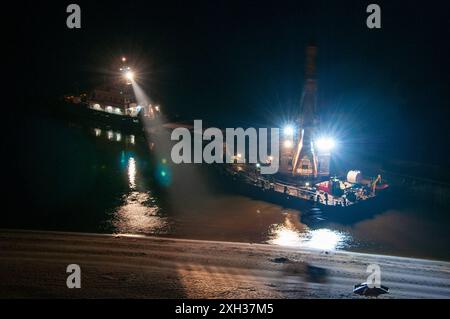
[4, 112, 450, 261]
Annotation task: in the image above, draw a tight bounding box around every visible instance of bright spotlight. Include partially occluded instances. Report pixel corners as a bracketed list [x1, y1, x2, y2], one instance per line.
[284, 140, 293, 148]
[283, 125, 294, 136]
[315, 137, 336, 151]
[125, 71, 134, 81]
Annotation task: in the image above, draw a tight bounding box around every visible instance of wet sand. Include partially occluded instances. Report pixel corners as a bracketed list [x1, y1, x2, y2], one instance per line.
[0, 229, 449, 298]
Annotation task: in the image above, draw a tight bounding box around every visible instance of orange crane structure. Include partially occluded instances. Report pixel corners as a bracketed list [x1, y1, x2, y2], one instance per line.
[280, 44, 331, 179]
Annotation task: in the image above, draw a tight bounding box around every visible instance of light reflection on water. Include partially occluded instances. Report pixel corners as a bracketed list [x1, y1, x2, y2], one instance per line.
[128, 157, 136, 189]
[268, 214, 349, 250]
[93, 127, 135, 145]
[112, 156, 169, 235]
[112, 191, 169, 234]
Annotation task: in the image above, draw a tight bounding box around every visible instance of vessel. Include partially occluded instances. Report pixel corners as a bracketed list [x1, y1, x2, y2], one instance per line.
[218, 163, 390, 219]
[62, 57, 163, 133]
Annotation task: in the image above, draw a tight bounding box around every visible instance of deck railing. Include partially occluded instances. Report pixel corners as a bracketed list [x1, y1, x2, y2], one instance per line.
[228, 167, 362, 207]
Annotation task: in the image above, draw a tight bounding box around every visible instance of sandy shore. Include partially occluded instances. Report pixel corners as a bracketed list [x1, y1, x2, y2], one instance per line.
[0, 229, 449, 298]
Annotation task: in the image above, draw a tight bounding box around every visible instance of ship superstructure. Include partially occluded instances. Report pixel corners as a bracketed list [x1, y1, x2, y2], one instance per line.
[85, 57, 160, 119]
[63, 57, 162, 131]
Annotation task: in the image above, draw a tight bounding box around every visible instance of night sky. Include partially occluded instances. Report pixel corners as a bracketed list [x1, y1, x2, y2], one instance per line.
[10, 0, 450, 166]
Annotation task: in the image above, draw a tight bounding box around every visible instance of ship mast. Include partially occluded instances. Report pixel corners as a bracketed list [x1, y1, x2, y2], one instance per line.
[118, 57, 135, 109]
[291, 44, 319, 178]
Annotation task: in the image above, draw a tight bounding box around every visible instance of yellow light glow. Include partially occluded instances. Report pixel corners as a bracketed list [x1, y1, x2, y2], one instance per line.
[125, 71, 134, 81]
[268, 214, 348, 251]
[269, 226, 346, 250]
[284, 140, 293, 148]
[303, 229, 343, 250]
[128, 157, 136, 189]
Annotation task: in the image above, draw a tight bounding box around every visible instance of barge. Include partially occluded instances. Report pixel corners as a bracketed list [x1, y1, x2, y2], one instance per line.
[218, 163, 389, 219]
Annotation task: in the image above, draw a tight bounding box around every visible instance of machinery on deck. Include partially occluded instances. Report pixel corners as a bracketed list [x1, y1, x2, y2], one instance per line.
[223, 163, 389, 213]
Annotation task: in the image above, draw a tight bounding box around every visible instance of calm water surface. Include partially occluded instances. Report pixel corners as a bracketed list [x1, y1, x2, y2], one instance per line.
[6, 113, 450, 261]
